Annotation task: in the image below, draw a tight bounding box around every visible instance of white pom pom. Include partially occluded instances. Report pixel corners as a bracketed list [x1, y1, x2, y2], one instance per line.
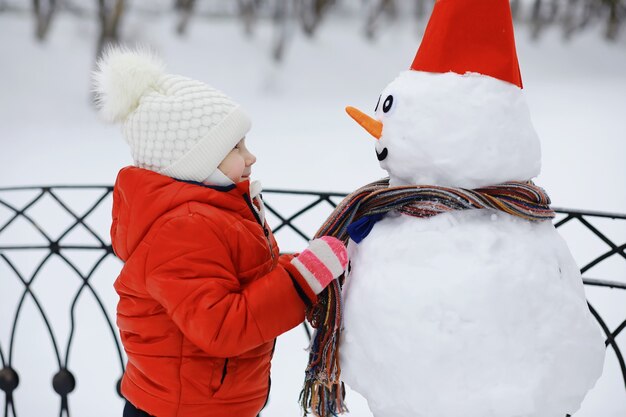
[92, 45, 165, 123]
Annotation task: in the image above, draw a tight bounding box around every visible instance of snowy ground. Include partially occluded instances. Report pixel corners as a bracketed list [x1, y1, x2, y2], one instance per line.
[1, 9, 625, 417]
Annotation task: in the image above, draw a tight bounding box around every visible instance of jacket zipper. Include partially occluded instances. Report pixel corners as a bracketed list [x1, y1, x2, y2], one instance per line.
[258, 339, 277, 414]
[243, 192, 275, 415]
[243, 193, 275, 260]
[220, 358, 229, 385]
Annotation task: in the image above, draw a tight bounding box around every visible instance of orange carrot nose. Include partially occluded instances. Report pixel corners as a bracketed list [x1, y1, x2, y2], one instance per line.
[345, 106, 383, 140]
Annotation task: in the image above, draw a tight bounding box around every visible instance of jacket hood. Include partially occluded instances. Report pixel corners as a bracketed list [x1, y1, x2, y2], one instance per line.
[111, 166, 253, 261]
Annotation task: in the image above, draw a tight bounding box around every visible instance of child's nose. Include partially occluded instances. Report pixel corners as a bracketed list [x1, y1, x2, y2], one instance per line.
[246, 153, 257, 166]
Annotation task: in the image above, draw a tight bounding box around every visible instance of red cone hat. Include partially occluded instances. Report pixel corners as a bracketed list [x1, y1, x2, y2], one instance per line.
[411, 0, 523, 88]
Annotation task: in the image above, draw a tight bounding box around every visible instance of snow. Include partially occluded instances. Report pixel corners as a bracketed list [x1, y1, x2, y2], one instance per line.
[342, 210, 605, 417]
[1, 9, 625, 417]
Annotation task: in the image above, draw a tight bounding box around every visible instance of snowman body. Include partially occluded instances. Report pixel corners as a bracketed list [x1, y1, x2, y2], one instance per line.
[340, 209, 605, 417]
[338, 69, 605, 417]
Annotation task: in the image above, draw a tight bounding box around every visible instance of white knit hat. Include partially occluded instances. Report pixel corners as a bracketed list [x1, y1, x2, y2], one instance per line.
[93, 46, 251, 182]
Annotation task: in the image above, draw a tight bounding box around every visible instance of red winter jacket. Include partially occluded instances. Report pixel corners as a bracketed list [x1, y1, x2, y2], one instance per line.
[111, 167, 316, 417]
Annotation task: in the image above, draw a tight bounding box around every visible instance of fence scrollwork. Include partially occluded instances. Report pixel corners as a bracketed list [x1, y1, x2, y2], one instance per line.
[0, 185, 624, 417]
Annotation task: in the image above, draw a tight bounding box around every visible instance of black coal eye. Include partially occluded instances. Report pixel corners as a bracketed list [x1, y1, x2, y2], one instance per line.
[374, 95, 381, 112]
[382, 95, 394, 113]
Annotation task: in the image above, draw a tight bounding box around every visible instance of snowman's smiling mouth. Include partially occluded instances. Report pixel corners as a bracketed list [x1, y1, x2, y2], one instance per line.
[376, 147, 388, 161]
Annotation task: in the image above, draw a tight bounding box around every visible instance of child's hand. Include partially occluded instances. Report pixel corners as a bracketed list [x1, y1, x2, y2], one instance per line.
[291, 237, 348, 295]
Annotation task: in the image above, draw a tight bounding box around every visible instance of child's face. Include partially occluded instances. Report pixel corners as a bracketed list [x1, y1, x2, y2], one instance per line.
[218, 138, 257, 183]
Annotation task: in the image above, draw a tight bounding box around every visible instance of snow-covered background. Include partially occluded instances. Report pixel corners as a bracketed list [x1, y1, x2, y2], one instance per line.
[1, 6, 625, 417]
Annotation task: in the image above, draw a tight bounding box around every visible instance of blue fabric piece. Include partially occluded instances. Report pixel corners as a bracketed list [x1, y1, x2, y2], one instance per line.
[175, 178, 236, 192]
[347, 213, 384, 244]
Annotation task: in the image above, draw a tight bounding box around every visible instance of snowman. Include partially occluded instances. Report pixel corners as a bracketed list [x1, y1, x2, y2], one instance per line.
[336, 1, 606, 417]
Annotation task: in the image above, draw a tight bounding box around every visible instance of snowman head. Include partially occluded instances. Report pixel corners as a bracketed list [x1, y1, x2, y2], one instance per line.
[346, 0, 541, 189]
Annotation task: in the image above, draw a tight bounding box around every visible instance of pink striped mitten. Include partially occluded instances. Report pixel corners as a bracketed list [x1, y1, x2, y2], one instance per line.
[290, 236, 348, 295]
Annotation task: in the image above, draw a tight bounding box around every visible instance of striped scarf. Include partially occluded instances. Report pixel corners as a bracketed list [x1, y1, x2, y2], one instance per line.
[300, 178, 554, 417]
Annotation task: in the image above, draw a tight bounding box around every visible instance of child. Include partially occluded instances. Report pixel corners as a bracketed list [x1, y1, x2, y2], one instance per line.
[94, 47, 348, 417]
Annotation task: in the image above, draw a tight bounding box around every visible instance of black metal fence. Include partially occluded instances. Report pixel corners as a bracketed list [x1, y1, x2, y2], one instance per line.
[0, 185, 624, 417]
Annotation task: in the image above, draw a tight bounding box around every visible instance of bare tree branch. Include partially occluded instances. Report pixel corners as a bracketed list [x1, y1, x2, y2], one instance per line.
[175, 0, 196, 35]
[238, 0, 260, 36]
[33, 0, 57, 40]
[299, 0, 335, 37]
[365, 0, 396, 40]
[604, 0, 622, 39]
[414, 0, 433, 20]
[562, 0, 580, 39]
[510, 0, 522, 20]
[96, 0, 125, 63]
[272, 0, 291, 62]
[2, 0, 623, 69]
